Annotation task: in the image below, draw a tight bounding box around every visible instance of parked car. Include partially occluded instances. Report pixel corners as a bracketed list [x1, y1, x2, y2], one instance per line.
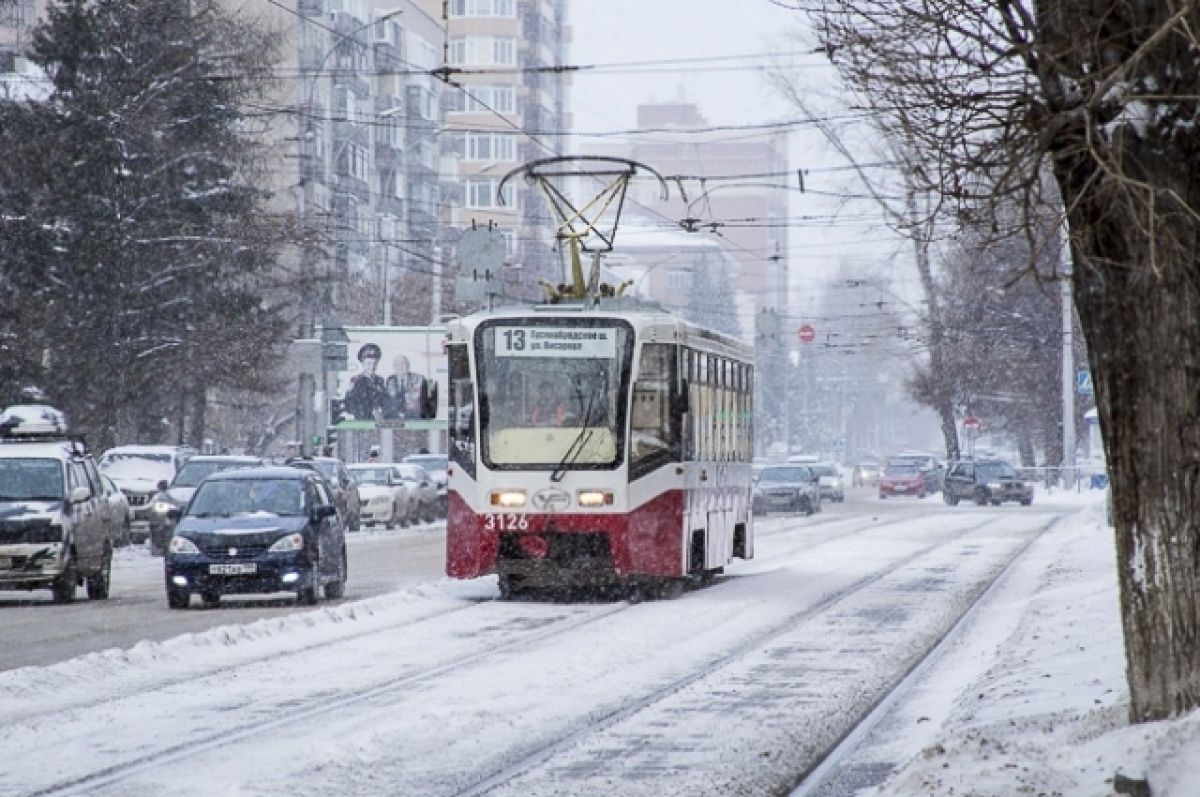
[99, 473, 133, 547]
[0, 404, 113, 603]
[164, 466, 347, 608]
[402, 453, 448, 518]
[395, 463, 439, 524]
[98, 445, 194, 544]
[347, 463, 411, 528]
[878, 462, 929, 499]
[886, 452, 944, 494]
[286, 457, 361, 531]
[753, 464, 821, 516]
[147, 455, 264, 555]
[851, 459, 883, 487]
[810, 462, 846, 502]
[943, 459, 1033, 506]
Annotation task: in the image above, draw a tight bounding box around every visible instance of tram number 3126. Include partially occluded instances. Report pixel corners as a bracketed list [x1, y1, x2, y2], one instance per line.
[484, 514, 530, 532]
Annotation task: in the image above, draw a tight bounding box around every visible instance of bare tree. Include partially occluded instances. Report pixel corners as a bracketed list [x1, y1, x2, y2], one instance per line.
[792, 0, 1200, 721]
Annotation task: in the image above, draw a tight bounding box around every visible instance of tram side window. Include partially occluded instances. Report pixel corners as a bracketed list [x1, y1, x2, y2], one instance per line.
[630, 343, 679, 478]
[447, 344, 476, 478]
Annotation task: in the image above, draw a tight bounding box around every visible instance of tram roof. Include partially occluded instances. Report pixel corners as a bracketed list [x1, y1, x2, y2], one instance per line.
[447, 300, 752, 359]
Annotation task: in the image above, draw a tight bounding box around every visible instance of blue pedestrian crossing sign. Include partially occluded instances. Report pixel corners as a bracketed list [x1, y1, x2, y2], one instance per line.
[1077, 370, 1094, 396]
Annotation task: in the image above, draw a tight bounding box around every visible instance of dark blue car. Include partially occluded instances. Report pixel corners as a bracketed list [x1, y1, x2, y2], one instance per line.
[164, 467, 347, 609]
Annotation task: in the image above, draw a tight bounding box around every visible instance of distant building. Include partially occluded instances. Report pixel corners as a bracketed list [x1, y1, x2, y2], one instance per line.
[415, 0, 571, 296]
[597, 100, 790, 319]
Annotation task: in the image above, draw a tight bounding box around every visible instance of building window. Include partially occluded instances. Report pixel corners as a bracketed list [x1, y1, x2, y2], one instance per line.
[456, 84, 513, 115]
[450, 0, 514, 17]
[450, 36, 514, 66]
[462, 84, 516, 114]
[466, 179, 514, 208]
[465, 132, 515, 162]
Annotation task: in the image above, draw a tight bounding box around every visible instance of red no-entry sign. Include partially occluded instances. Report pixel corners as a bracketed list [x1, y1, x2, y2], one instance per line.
[798, 324, 815, 343]
[963, 415, 982, 431]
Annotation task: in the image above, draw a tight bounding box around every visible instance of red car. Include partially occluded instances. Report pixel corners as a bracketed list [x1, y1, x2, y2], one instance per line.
[879, 463, 928, 499]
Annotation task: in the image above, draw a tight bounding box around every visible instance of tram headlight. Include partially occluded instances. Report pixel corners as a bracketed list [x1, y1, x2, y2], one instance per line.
[577, 490, 614, 507]
[490, 490, 527, 508]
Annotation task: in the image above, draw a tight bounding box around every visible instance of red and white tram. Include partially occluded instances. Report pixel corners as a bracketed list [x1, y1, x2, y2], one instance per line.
[444, 301, 755, 597]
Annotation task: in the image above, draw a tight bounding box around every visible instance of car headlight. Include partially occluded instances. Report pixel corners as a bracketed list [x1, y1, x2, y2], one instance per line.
[152, 499, 177, 514]
[268, 533, 305, 553]
[987, 482, 1002, 491]
[168, 536, 200, 555]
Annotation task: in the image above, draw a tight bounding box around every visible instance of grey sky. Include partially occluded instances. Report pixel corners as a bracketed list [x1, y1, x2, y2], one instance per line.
[566, 0, 809, 134]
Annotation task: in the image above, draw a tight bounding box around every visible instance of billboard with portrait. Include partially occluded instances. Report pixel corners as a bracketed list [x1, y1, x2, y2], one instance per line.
[336, 326, 446, 427]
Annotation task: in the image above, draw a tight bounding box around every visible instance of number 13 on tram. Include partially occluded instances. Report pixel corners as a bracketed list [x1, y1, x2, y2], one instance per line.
[443, 305, 755, 597]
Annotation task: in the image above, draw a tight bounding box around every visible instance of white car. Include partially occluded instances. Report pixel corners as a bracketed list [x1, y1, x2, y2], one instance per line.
[810, 462, 846, 503]
[98, 445, 194, 544]
[402, 454, 448, 517]
[347, 464, 411, 528]
[395, 463, 438, 524]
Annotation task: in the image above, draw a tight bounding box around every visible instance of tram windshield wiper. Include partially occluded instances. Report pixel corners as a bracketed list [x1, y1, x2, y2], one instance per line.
[550, 391, 596, 483]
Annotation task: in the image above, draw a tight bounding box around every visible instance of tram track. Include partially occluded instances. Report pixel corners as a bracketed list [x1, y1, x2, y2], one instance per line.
[10, 511, 1055, 797]
[21, 600, 632, 797]
[447, 513, 1052, 796]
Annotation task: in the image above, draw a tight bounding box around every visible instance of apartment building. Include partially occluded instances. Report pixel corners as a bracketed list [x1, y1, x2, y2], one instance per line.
[414, 0, 570, 295]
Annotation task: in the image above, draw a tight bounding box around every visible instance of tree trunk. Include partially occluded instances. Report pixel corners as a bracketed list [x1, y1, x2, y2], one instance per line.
[1056, 165, 1200, 722]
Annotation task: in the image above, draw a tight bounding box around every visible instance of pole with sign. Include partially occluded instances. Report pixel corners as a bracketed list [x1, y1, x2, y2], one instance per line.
[963, 415, 982, 458]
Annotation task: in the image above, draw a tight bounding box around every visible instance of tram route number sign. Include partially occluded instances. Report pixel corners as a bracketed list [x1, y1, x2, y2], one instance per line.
[494, 326, 617, 359]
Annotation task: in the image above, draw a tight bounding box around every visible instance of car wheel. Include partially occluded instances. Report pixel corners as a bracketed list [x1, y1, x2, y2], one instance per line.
[918, 488, 926, 499]
[944, 491, 959, 506]
[804, 498, 815, 517]
[387, 503, 399, 529]
[974, 488, 989, 506]
[324, 547, 347, 600]
[399, 506, 411, 528]
[51, 556, 77, 604]
[167, 589, 189, 609]
[1020, 498, 1033, 506]
[200, 591, 220, 607]
[86, 545, 112, 600]
[119, 520, 132, 548]
[350, 513, 361, 532]
[990, 500, 1002, 506]
[423, 502, 437, 524]
[879, 494, 887, 500]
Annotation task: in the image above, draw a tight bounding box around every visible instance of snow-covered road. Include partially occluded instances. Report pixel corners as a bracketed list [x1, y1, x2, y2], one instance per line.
[0, 503, 1068, 797]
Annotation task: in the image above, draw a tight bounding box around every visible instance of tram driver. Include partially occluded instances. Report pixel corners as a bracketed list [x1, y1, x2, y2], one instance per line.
[529, 380, 568, 427]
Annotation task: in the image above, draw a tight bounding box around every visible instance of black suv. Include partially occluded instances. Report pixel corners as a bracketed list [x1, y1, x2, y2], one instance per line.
[164, 467, 347, 608]
[943, 459, 1033, 506]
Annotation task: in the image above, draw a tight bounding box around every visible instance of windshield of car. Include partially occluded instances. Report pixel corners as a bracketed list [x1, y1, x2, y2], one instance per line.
[977, 462, 1019, 479]
[350, 467, 391, 486]
[314, 460, 336, 481]
[396, 464, 426, 483]
[811, 465, 838, 477]
[99, 452, 175, 482]
[758, 467, 811, 483]
[187, 478, 306, 517]
[172, 460, 257, 488]
[404, 455, 447, 472]
[885, 465, 919, 476]
[0, 458, 64, 501]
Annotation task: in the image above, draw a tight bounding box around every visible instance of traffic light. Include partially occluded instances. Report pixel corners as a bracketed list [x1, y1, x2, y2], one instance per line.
[325, 426, 339, 448]
[330, 398, 347, 426]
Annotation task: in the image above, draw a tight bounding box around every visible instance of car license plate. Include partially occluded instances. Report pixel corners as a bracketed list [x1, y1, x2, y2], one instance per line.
[209, 563, 256, 575]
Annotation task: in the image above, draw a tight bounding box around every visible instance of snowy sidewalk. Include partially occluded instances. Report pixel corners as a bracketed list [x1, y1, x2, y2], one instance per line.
[812, 492, 1200, 797]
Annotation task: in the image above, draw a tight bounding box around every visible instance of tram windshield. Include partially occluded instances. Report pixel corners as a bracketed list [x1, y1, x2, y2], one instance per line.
[477, 320, 633, 470]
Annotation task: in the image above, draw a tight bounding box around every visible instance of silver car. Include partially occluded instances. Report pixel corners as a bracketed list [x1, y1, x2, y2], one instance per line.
[753, 465, 822, 516]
